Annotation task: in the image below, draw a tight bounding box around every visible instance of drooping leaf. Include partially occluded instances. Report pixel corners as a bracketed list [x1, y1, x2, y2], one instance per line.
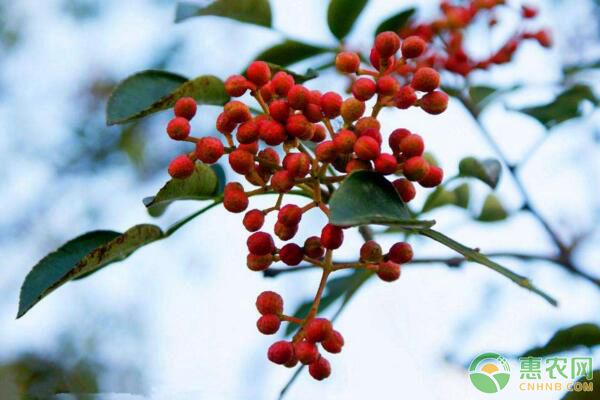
[417, 228, 557, 306]
[561, 370, 599, 399]
[459, 157, 502, 189]
[422, 187, 457, 213]
[266, 63, 318, 84]
[329, 170, 434, 229]
[143, 163, 221, 217]
[516, 84, 598, 129]
[107, 71, 229, 125]
[327, 0, 369, 41]
[477, 194, 508, 222]
[522, 323, 600, 357]
[18, 225, 164, 318]
[374, 8, 416, 36]
[453, 183, 470, 209]
[175, 0, 272, 26]
[254, 40, 333, 67]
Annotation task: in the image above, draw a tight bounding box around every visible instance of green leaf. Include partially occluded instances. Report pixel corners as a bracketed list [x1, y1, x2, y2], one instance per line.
[522, 323, 600, 357]
[175, 0, 272, 26]
[561, 370, 599, 399]
[422, 187, 457, 213]
[563, 59, 600, 77]
[459, 157, 502, 189]
[327, 0, 369, 41]
[143, 163, 221, 217]
[417, 228, 557, 306]
[254, 40, 332, 67]
[107, 71, 229, 125]
[477, 194, 508, 222]
[453, 183, 470, 209]
[469, 85, 496, 107]
[329, 171, 434, 229]
[18, 225, 164, 318]
[266, 63, 318, 84]
[374, 8, 416, 36]
[516, 84, 598, 129]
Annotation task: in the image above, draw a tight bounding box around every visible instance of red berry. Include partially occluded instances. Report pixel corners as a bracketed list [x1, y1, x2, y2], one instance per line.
[224, 181, 244, 194]
[534, 29, 552, 48]
[168, 155, 195, 179]
[246, 61, 271, 86]
[311, 124, 327, 142]
[374, 153, 398, 175]
[320, 91, 343, 118]
[267, 341, 294, 365]
[224, 75, 250, 97]
[399, 134, 425, 157]
[346, 159, 372, 173]
[279, 243, 304, 266]
[370, 47, 395, 71]
[359, 127, 382, 145]
[376, 75, 400, 97]
[277, 204, 302, 226]
[239, 141, 259, 155]
[403, 156, 430, 181]
[354, 136, 381, 161]
[389, 128, 411, 153]
[411, 67, 440, 92]
[360, 240, 383, 262]
[266, 99, 289, 123]
[286, 114, 314, 140]
[335, 51, 360, 73]
[216, 112, 236, 134]
[355, 117, 381, 136]
[351, 78, 376, 101]
[375, 31, 401, 58]
[270, 170, 294, 193]
[401, 35, 427, 59]
[304, 103, 323, 123]
[304, 236, 325, 259]
[247, 253, 273, 271]
[174, 97, 197, 120]
[393, 178, 416, 202]
[418, 165, 443, 188]
[257, 314, 281, 334]
[229, 149, 255, 175]
[320, 224, 344, 250]
[271, 71, 295, 96]
[420, 91, 449, 115]
[166, 117, 191, 140]
[394, 86, 417, 109]
[243, 209, 265, 232]
[377, 261, 401, 282]
[309, 357, 331, 381]
[257, 148, 280, 169]
[340, 98, 365, 122]
[322, 330, 344, 354]
[522, 5, 538, 19]
[247, 231, 275, 256]
[274, 221, 299, 241]
[315, 140, 338, 162]
[260, 82, 274, 102]
[284, 153, 311, 178]
[287, 85, 310, 110]
[259, 120, 287, 146]
[256, 290, 283, 315]
[223, 187, 249, 213]
[294, 341, 320, 365]
[224, 101, 251, 123]
[388, 242, 413, 264]
[305, 318, 333, 342]
[235, 120, 258, 144]
[333, 129, 357, 154]
[195, 137, 224, 164]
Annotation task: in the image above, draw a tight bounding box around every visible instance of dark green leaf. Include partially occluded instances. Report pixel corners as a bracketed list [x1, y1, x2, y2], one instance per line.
[266, 63, 318, 84]
[329, 171, 434, 228]
[522, 323, 600, 357]
[107, 71, 229, 125]
[469, 85, 496, 107]
[254, 40, 332, 67]
[175, 0, 272, 26]
[422, 187, 457, 213]
[374, 8, 416, 36]
[418, 228, 557, 306]
[143, 163, 221, 217]
[477, 194, 508, 222]
[18, 225, 164, 318]
[561, 370, 599, 399]
[453, 183, 470, 209]
[516, 84, 598, 129]
[459, 157, 502, 189]
[327, 0, 369, 40]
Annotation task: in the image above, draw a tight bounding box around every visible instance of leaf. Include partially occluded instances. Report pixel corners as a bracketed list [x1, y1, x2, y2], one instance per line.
[175, 0, 272, 26]
[561, 370, 599, 399]
[522, 323, 600, 357]
[453, 183, 470, 209]
[422, 187, 457, 213]
[516, 84, 598, 129]
[469, 85, 496, 107]
[374, 8, 416, 36]
[18, 225, 164, 318]
[327, 0, 369, 41]
[459, 157, 502, 189]
[266, 63, 318, 84]
[254, 40, 332, 67]
[143, 163, 221, 217]
[107, 71, 229, 125]
[417, 228, 557, 306]
[477, 194, 508, 222]
[329, 170, 434, 229]
[563, 59, 600, 77]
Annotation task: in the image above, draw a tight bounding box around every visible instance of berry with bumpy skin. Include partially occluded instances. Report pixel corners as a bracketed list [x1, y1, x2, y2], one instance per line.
[294, 341, 320, 365]
[411, 67, 440, 92]
[174, 97, 197, 120]
[360, 240, 383, 262]
[269, 99, 290, 123]
[351, 78, 376, 101]
[279, 243, 304, 266]
[257, 314, 281, 334]
[216, 112, 236, 134]
[320, 224, 344, 250]
[274, 221, 298, 241]
[304, 236, 325, 259]
[377, 261, 401, 282]
[195, 137, 224, 164]
[403, 156, 430, 181]
[419, 165, 444, 188]
[168, 155, 195, 179]
[224, 101, 251, 123]
[399, 134, 425, 157]
[256, 291, 283, 315]
[354, 136, 381, 161]
[394, 86, 418, 109]
[374, 153, 398, 175]
[270, 170, 294, 193]
[284, 153, 311, 178]
[360, 127, 382, 144]
[322, 330, 344, 354]
[312, 124, 327, 142]
[236, 120, 259, 144]
[355, 117, 381, 136]
[315, 140, 338, 163]
[225, 75, 250, 97]
[304, 103, 323, 123]
[268, 341, 294, 365]
[167, 117, 191, 140]
[376, 75, 400, 97]
[260, 82, 273, 102]
[389, 128, 411, 154]
[305, 318, 333, 342]
[272, 71, 295, 96]
[346, 159, 372, 173]
[223, 187, 249, 213]
[388, 242, 413, 264]
[287, 85, 310, 110]
[309, 357, 331, 381]
[257, 148, 280, 169]
[340, 98, 365, 122]
[370, 47, 395, 71]
[247, 253, 273, 271]
[335, 51, 360, 73]
[229, 149, 255, 175]
[239, 141, 259, 155]
[260, 121, 287, 146]
[243, 209, 265, 232]
[278, 204, 302, 226]
[375, 31, 401, 58]
[246, 61, 271, 86]
[320, 92, 343, 118]
[420, 91, 449, 115]
[393, 178, 416, 202]
[333, 130, 357, 154]
[401, 35, 427, 59]
[247, 231, 275, 256]
[286, 115, 314, 140]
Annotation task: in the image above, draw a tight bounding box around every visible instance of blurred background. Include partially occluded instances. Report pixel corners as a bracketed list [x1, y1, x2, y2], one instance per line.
[0, 0, 599, 399]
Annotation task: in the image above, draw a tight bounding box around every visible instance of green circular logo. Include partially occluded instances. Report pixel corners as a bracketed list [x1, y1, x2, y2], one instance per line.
[469, 352, 511, 393]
